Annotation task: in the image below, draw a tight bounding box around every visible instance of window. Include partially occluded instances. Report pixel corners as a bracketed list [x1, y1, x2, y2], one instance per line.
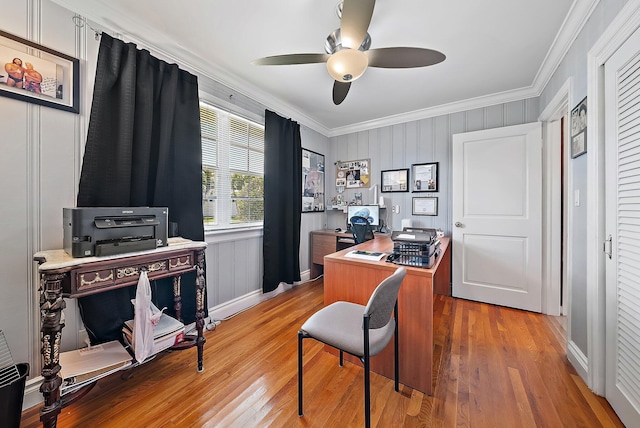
[200, 102, 264, 229]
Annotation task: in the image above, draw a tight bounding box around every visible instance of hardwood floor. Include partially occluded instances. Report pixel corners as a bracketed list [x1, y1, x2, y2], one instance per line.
[21, 278, 623, 427]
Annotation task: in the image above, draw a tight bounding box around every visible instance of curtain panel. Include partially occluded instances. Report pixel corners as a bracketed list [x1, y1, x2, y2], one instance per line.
[263, 110, 302, 293]
[76, 33, 204, 343]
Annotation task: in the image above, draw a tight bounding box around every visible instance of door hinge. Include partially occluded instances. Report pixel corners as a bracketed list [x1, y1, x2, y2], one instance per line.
[604, 234, 612, 259]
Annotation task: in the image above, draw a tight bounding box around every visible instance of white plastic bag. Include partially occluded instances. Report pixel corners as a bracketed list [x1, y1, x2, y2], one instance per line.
[132, 270, 156, 363]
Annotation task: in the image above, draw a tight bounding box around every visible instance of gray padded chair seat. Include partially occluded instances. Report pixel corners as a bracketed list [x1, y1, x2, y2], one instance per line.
[301, 301, 396, 356]
[298, 267, 406, 428]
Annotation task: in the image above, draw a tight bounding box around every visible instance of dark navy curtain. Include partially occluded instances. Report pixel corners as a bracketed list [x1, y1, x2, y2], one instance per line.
[262, 110, 302, 292]
[76, 33, 204, 344]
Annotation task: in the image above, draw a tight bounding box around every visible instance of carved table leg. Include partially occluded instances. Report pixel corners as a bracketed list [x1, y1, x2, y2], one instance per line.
[39, 272, 66, 428]
[195, 249, 207, 372]
[173, 276, 183, 323]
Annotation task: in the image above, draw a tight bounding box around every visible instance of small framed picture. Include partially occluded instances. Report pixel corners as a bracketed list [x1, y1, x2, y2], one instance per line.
[570, 96, 587, 158]
[381, 168, 409, 192]
[412, 197, 438, 216]
[412, 162, 438, 192]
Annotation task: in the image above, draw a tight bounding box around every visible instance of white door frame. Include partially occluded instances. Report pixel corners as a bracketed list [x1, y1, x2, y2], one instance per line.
[539, 78, 573, 318]
[586, 0, 640, 395]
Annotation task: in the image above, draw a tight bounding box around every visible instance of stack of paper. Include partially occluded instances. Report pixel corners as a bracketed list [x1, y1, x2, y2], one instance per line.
[122, 313, 185, 355]
[345, 250, 386, 261]
[59, 340, 132, 394]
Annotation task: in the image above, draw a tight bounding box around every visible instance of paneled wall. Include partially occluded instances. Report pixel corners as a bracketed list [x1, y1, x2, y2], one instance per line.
[539, 0, 629, 359]
[327, 99, 540, 234]
[0, 0, 328, 390]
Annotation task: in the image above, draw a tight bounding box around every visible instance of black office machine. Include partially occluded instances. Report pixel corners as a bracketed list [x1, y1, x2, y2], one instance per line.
[63, 207, 169, 257]
[388, 230, 440, 268]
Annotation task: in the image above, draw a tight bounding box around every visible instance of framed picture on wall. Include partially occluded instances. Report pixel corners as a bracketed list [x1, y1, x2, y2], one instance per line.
[412, 197, 438, 216]
[412, 162, 438, 192]
[302, 148, 325, 212]
[381, 168, 409, 192]
[0, 30, 79, 113]
[570, 96, 587, 158]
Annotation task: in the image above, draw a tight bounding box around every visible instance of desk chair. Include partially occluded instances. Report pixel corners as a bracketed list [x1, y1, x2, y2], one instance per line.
[298, 267, 407, 428]
[350, 215, 375, 244]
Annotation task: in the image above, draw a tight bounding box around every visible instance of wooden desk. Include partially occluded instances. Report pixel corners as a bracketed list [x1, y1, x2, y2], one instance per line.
[323, 236, 451, 395]
[309, 229, 356, 278]
[33, 237, 207, 428]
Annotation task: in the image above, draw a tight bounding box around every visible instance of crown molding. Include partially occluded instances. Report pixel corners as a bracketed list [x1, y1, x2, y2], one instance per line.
[52, 0, 598, 138]
[50, 0, 331, 137]
[531, 0, 600, 95]
[327, 85, 539, 137]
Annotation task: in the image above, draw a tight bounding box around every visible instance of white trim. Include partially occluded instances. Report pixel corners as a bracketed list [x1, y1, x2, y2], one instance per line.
[538, 78, 572, 318]
[23, 377, 44, 411]
[205, 227, 263, 245]
[530, 0, 600, 96]
[50, 0, 598, 138]
[206, 269, 311, 321]
[328, 85, 538, 137]
[586, 0, 640, 396]
[567, 339, 589, 382]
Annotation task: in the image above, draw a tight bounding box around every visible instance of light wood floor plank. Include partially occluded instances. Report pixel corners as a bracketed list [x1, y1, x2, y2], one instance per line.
[21, 279, 624, 427]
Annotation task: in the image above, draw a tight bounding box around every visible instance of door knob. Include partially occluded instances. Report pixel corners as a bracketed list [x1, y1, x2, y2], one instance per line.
[455, 222, 463, 228]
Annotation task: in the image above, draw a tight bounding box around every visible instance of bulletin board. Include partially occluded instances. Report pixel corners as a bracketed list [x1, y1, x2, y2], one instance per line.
[302, 148, 325, 212]
[335, 158, 370, 190]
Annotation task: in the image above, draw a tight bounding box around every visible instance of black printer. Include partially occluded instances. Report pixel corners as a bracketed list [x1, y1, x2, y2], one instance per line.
[63, 207, 169, 257]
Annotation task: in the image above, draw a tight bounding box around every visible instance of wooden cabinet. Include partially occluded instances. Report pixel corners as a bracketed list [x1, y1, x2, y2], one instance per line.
[309, 229, 356, 278]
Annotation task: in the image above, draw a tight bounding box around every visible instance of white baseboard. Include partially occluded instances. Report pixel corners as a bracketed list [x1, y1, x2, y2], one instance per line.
[23, 377, 44, 411]
[567, 339, 589, 384]
[22, 269, 312, 412]
[207, 269, 311, 321]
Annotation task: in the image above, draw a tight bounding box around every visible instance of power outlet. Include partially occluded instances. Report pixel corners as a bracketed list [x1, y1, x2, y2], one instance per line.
[392, 205, 400, 214]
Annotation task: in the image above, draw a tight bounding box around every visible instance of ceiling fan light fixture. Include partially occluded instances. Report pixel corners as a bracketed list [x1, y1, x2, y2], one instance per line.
[327, 48, 368, 82]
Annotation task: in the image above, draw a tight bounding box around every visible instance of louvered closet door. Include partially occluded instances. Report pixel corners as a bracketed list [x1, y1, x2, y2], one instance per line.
[605, 25, 640, 427]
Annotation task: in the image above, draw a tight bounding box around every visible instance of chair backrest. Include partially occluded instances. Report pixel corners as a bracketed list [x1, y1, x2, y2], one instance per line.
[350, 216, 375, 244]
[363, 267, 406, 329]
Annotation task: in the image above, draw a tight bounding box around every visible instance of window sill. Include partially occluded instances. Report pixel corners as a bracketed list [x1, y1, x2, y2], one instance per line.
[205, 226, 263, 244]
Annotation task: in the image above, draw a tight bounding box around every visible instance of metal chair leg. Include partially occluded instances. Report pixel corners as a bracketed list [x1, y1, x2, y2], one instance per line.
[298, 330, 304, 416]
[394, 301, 399, 392]
[339, 349, 343, 366]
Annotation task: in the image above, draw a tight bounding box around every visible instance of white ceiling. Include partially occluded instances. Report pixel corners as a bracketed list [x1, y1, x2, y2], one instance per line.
[53, 0, 585, 136]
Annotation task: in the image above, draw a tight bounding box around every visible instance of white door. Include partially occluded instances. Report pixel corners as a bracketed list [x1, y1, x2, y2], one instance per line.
[452, 123, 542, 312]
[604, 24, 640, 427]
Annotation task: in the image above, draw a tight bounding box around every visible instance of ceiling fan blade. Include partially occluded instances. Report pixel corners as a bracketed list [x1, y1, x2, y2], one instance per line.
[333, 81, 351, 105]
[252, 53, 330, 66]
[367, 47, 446, 68]
[340, 0, 376, 49]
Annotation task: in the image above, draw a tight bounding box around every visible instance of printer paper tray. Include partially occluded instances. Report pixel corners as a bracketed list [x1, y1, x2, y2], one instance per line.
[95, 239, 157, 257]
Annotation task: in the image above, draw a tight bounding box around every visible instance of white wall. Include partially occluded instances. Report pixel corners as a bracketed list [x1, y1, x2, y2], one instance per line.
[0, 0, 328, 395]
[539, 0, 630, 359]
[327, 100, 540, 234]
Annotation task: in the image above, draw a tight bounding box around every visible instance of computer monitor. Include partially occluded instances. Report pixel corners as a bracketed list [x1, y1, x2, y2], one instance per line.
[347, 205, 380, 227]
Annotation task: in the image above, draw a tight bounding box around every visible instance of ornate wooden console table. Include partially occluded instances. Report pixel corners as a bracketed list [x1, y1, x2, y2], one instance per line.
[33, 237, 207, 428]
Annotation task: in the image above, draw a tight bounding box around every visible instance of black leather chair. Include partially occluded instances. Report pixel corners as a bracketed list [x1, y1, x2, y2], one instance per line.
[350, 215, 375, 244]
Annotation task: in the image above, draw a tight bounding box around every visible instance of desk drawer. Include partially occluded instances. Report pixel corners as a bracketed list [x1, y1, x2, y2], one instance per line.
[76, 268, 116, 293]
[115, 260, 169, 284]
[312, 235, 337, 265]
[169, 254, 192, 272]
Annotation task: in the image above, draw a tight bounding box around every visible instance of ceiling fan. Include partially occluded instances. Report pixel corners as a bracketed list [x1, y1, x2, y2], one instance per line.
[252, 0, 446, 105]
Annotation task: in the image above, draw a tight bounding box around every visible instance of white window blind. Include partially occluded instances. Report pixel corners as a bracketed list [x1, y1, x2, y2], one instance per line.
[199, 102, 264, 229]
